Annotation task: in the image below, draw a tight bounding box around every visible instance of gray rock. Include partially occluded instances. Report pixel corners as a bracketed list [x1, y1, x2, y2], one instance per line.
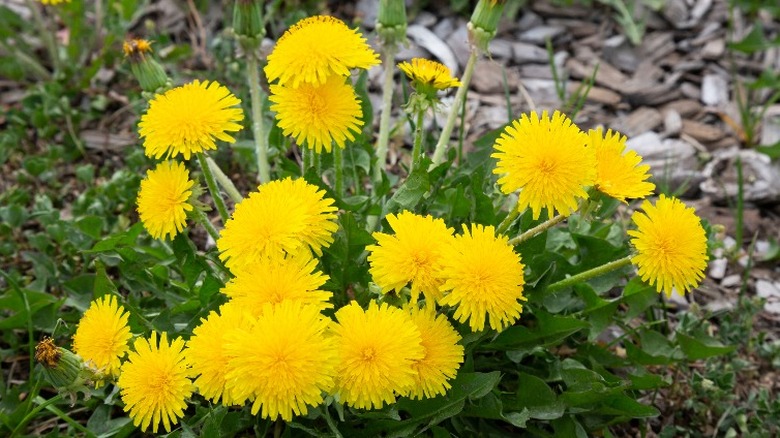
[708, 258, 728, 280]
[407, 24, 459, 75]
[519, 25, 565, 45]
[512, 42, 549, 63]
[701, 74, 729, 106]
[700, 147, 780, 203]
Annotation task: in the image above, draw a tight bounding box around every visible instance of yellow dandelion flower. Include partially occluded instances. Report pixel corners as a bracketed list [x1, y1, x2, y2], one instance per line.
[72, 295, 132, 379]
[217, 177, 338, 273]
[589, 128, 655, 202]
[628, 195, 708, 297]
[404, 305, 464, 399]
[367, 211, 455, 303]
[438, 224, 526, 332]
[223, 302, 337, 420]
[269, 75, 363, 153]
[186, 303, 253, 405]
[118, 332, 192, 434]
[40, 0, 70, 4]
[136, 161, 194, 240]
[265, 15, 380, 88]
[492, 110, 596, 220]
[398, 58, 462, 91]
[221, 252, 332, 317]
[332, 301, 424, 409]
[139, 80, 244, 159]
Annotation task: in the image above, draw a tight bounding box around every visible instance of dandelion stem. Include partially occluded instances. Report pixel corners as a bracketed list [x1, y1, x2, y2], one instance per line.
[323, 405, 344, 438]
[205, 155, 243, 203]
[430, 50, 478, 167]
[545, 255, 634, 292]
[496, 202, 521, 235]
[410, 109, 426, 173]
[197, 153, 230, 223]
[373, 47, 397, 184]
[192, 208, 220, 242]
[301, 147, 310, 175]
[334, 146, 344, 197]
[24, 0, 60, 74]
[507, 214, 566, 246]
[246, 53, 271, 183]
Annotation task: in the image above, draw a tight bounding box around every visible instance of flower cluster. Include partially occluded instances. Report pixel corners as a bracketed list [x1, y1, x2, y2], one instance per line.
[492, 110, 708, 295]
[266, 16, 379, 153]
[135, 77, 244, 240]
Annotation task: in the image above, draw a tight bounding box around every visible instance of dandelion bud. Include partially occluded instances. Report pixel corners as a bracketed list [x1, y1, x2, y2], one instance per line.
[232, 0, 265, 48]
[468, 0, 505, 53]
[376, 0, 407, 46]
[35, 337, 83, 390]
[123, 39, 169, 93]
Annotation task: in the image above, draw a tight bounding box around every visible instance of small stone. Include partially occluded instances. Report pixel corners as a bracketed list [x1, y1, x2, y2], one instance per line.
[519, 25, 565, 44]
[489, 39, 514, 59]
[721, 274, 742, 288]
[708, 258, 728, 280]
[756, 280, 780, 299]
[701, 39, 726, 59]
[701, 74, 729, 106]
[512, 42, 549, 63]
[664, 109, 683, 135]
[603, 34, 640, 72]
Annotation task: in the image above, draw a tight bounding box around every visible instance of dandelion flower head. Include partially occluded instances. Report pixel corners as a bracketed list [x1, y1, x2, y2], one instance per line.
[398, 58, 462, 93]
[628, 195, 708, 297]
[492, 110, 596, 220]
[123, 39, 153, 57]
[269, 75, 363, 153]
[118, 332, 192, 434]
[438, 224, 527, 332]
[404, 305, 464, 399]
[265, 15, 380, 88]
[139, 80, 244, 160]
[367, 211, 455, 303]
[40, 0, 70, 4]
[589, 128, 655, 202]
[217, 177, 338, 273]
[332, 301, 424, 409]
[223, 302, 337, 420]
[71, 295, 131, 378]
[221, 251, 332, 317]
[136, 160, 194, 240]
[186, 303, 253, 405]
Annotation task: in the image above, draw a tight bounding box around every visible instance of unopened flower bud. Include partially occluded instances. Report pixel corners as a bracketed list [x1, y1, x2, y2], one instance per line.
[468, 0, 505, 53]
[233, 0, 265, 50]
[123, 39, 169, 93]
[376, 0, 407, 46]
[35, 337, 83, 390]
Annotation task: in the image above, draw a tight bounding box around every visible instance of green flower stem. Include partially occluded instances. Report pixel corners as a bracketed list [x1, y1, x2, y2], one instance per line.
[205, 155, 243, 203]
[322, 405, 344, 438]
[301, 147, 310, 175]
[430, 49, 478, 167]
[410, 109, 426, 173]
[496, 202, 521, 235]
[373, 48, 398, 184]
[545, 255, 634, 293]
[507, 213, 566, 246]
[35, 395, 95, 437]
[192, 208, 220, 241]
[197, 153, 229, 223]
[247, 53, 271, 183]
[24, 0, 60, 74]
[333, 146, 344, 197]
